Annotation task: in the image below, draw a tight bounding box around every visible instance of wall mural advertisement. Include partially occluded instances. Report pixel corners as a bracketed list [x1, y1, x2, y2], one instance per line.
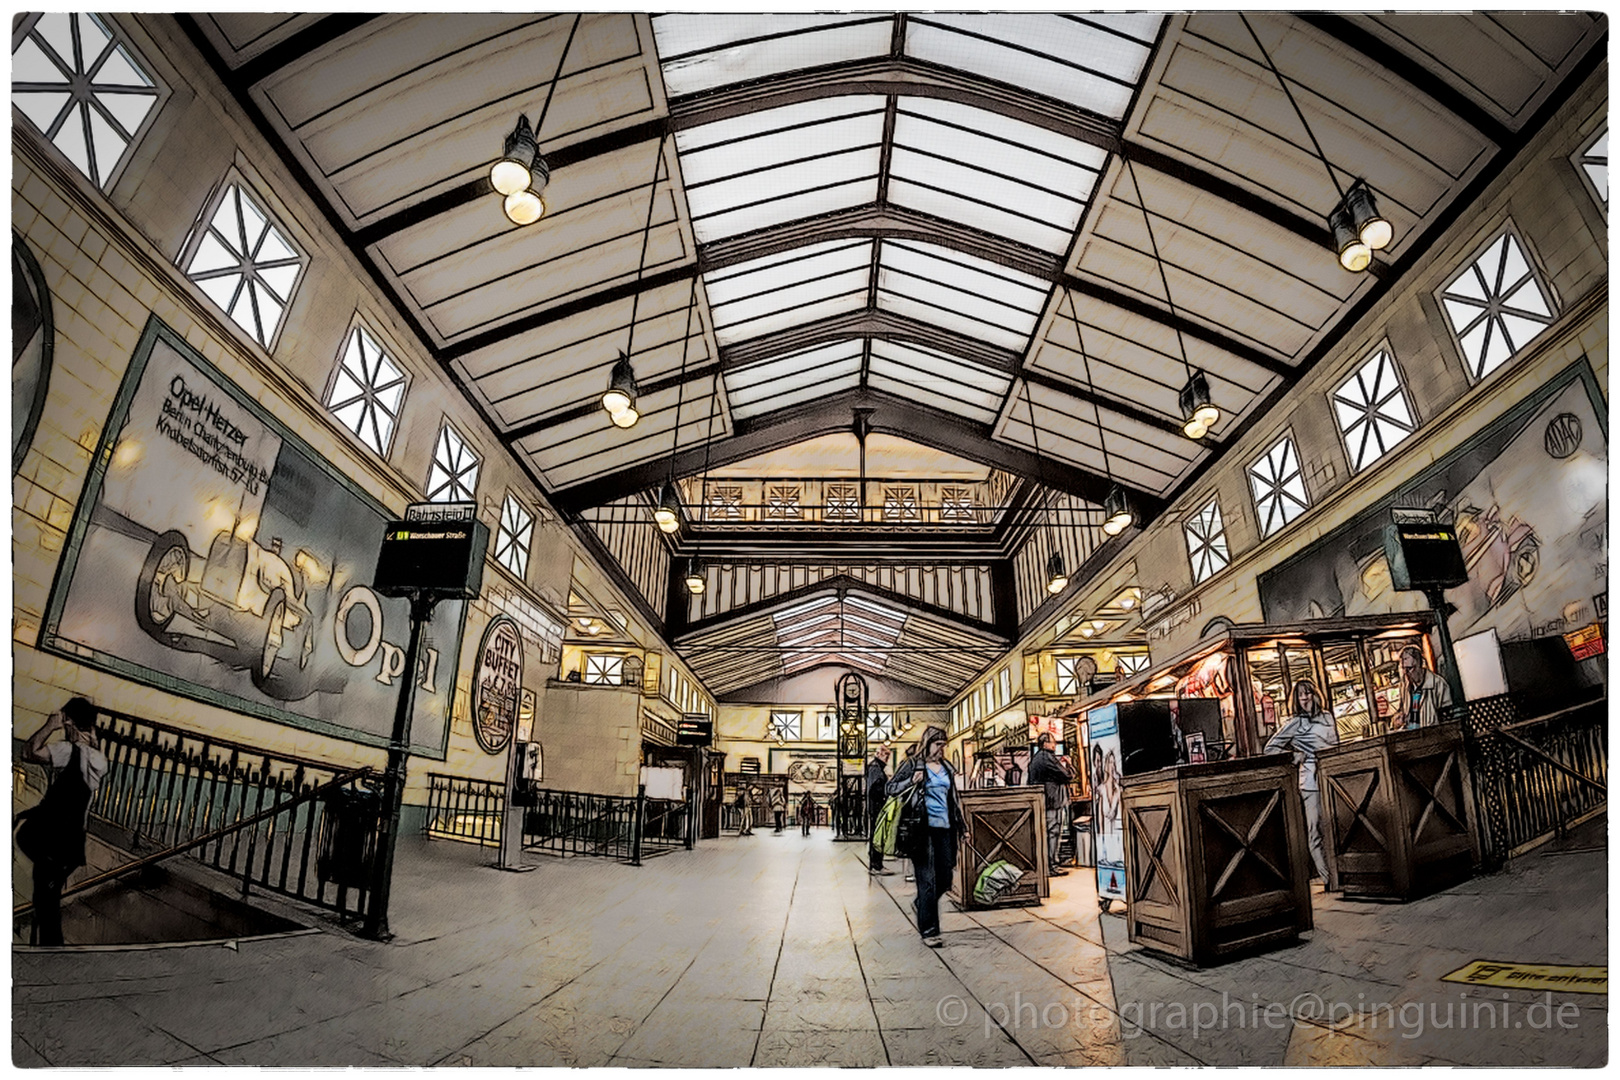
[41, 318, 465, 757]
[768, 747, 838, 795]
[1259, 362, 1607, 650]
[472, 615, 523, 754]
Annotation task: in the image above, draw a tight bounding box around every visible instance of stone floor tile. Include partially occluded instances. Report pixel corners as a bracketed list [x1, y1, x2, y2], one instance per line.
[754, 1026, 889, 1066]
[13, 997, 201, 1066]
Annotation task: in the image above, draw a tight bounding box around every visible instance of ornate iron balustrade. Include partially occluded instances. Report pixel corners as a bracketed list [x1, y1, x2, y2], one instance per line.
[1462, 695, 1607, 864]
[425, 773, 505, 848]
[670, 475, 1040, 529]
[30, 707, 383, 923]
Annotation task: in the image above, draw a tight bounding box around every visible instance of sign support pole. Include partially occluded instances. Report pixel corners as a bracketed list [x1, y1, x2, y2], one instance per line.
[1424, 586, 1466, 711]
[363, 589, 435, 941]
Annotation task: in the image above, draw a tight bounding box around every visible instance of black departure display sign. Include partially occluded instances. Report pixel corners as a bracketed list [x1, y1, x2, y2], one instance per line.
[676, 716, 713, 746]
[1384, 521, 1468, 591]
[374, 517, 489, 599]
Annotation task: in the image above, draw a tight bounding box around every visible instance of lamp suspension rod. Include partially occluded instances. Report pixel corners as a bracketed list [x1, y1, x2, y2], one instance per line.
[622, 131, 670, 365]
[1018, 376, 1059, 557]
[534, 14, 581, 135]
[1237, 12, 1344, 201]
[667, 274, 699, 486]
[696, 331, 721, 536]
[1064, 287, 1116, 480]
[1121, 157, 1194, 380]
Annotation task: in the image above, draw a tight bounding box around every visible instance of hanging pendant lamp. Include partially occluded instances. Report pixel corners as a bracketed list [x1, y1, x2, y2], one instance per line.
[1102, 484, 1135, 537]
[654, 482, 682, 534]
[1177, 369, 1220, 440]
[1045, 551, 1070, 595]
[603, 132, 670, 429]
[490, 17, 574, 227]
[683, 556, 706, 595]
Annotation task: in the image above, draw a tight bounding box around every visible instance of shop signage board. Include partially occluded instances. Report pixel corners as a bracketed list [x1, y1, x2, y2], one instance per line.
[1564, 622, 1604, 661]
[40, 317, 464, 758]
[1087, 704, 1125, 902]
[472, 616, 523, 754]
[1441, 961, 1608, 995]
[677, 716, 713, 746]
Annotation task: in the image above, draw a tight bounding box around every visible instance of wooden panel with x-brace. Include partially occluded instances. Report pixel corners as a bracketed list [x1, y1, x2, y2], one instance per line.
[1399, 748, 1468, 847]
[1199, 791, 1287, 900]
[1127, 805, 1181, 908]
[1327, 769, 1389, 855]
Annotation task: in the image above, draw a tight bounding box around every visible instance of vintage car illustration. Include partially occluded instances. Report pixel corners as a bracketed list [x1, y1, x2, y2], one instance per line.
[135, 525, 330, 700]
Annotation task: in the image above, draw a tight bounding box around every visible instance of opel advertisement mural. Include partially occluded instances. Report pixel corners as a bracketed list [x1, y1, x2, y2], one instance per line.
[41, 317, 465, 757]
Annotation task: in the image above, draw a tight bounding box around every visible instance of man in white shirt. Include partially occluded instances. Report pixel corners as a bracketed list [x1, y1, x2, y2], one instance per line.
[19, 697, 108, 945]
[1391, 646, 1453, 730]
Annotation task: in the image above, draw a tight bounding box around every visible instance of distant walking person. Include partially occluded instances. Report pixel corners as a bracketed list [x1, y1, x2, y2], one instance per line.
[1265, 680, 1339, 881]
[735, 788, 754, 836]
[865, 745, 893, 875]
[769, 785, 787, 833]
[1027, 733, 1075, 876]
[16, 697, 108, 946]
[798, 792, 817, 836]
[887, 725, 964, 948]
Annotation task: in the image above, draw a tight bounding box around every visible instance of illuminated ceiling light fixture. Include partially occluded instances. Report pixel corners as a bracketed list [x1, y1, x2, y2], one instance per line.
[683, 556, 706, 596]
[1046, 552, 1070, 595]
[491, 16, 575, 226]
[654, 482, 682, 534]
[1061, 287, 1138, 537]
[604, 130, 671, 429]
[1121, 157, 1219, 441]
[1238, 13, 1393, 273]
[684, 296, 722, 596]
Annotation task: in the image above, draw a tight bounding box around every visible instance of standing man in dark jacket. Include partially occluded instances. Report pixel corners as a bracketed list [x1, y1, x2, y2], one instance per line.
[1027, 732, 1075, 877]
[865, 745, 892, 875]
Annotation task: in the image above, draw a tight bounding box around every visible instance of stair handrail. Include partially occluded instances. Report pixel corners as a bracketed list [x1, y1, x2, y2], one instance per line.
[13, 766, 373, 920]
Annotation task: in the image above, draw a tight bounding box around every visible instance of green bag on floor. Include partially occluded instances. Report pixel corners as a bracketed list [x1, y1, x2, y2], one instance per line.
[974, 860, 1025, 905]
[871, 794, 904, 857]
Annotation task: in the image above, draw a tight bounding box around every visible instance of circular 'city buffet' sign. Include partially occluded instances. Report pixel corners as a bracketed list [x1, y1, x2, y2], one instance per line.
[472, 616, 524, 754]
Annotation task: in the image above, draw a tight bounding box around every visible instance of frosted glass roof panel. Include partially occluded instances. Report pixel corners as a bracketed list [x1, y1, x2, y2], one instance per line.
[654, 14, 893, 97]
[725, 340, 863, 395]
[705, 239, 874, 345]
[679, 97, 886, 243]
[869, 340, 1013, 397]
[906, 13, 1161, 118]
[876, 240, 1048, 350]
[731, 369, 862, 419]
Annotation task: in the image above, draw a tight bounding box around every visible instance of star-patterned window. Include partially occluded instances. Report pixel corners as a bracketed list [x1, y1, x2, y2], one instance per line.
[182, 179, 306, 350]
[326, 324, 406, 457]
[1574, 124, 1606, 209]
[1435, 226, 1557, 383]
[1055, 656, 1084, 696]
[12, 13, 163, 191]
[882, 485, 920, 522]
[824, 483, 861, 522]
[769, 710, 802, 741]
[1248, 434, 1310, 540]
[1332, 347, 1417, 474]
[867, 710, 896, 742]
[1184, 499, 1230, 584]
[1116, 653, 1150, 676]
[766, 484, 802, 520]
[940, 486, 976, 522]
[584, 654, 624, 686]
[495, 494, 535, 579]
[705, 484, 744, 521]
[425, 421, 481, 503]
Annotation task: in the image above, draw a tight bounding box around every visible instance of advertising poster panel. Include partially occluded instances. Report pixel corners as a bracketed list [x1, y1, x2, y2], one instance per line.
[41, 318, 465, 757]
[1087, 704, 1125, 902]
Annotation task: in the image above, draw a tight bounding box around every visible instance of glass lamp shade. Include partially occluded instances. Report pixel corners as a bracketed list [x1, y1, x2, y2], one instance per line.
[683, 559, 706, 595]
[603, 353, 639, 424]
[1346, 182, 1392, 250]
[1102, 484, 1135, 536]
[503, 189, 544, 225]
[654, 483, 682, 534]
[491, 115, 540, 195]
[1178, 370, 1219, 439]
[1045, 552, 1069, 595]
[1330, 204, 1371, 272]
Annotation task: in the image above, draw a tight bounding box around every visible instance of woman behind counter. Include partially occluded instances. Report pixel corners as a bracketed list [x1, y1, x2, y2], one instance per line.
[1264, 680, 1339, 881]
[886, 725, 964, 948]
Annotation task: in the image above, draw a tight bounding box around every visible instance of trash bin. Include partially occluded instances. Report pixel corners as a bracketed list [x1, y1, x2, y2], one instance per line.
[318, 781, 381, 889]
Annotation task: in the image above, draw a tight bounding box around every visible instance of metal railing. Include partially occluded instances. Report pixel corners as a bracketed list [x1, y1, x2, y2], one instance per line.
[513, 783, 686, 864]
[19, 706, 382, 924]
[669, 474, 1026, 529]
[424, 773, 504, 847]
[1462, 695, 1607, 864]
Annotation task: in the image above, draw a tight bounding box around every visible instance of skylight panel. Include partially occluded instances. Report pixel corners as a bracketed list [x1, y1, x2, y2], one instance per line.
[868, 340, 1010, 422]
[877, 241, 1048, 351]
[725, 341, 863, 418]
[889, 98, 1105, 253]
[654, 14, 893, 97]
[677, 98, 886, 243]
[704, 239, 873, 346]
[905, 13, 1161, 119]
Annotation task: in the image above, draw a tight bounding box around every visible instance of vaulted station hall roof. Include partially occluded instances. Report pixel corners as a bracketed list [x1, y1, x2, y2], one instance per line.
[184, 12, 1604, 695]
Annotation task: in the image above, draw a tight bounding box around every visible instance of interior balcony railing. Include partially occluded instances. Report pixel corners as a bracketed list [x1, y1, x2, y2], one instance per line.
[671, 472, 1023, 530]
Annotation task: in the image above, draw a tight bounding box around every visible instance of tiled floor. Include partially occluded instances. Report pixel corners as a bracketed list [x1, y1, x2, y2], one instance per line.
[11, 819, 1608, 1066]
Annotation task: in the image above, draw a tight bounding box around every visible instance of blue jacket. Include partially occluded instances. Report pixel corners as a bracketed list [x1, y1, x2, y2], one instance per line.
[885, 757, 966, 857]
